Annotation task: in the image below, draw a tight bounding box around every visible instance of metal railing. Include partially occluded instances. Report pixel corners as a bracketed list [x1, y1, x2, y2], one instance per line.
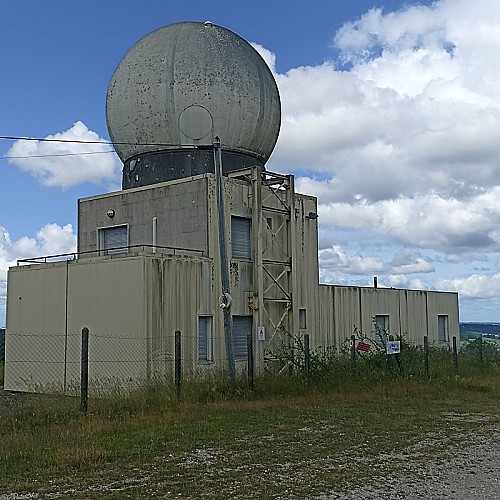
[17, 244, 205, 265]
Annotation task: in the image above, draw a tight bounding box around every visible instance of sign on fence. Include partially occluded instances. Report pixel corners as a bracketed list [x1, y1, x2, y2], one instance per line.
[386, 341, 401, 355]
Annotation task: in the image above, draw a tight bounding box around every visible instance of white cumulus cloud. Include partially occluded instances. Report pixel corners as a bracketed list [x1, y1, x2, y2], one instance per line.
[257, 0, 500, 314]
[437, 273, 500, 299]
[6, 121, 121, 189]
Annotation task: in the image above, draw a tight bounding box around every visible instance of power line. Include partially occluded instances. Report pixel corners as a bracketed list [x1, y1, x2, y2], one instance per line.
[2, 150, 116, 160]
[0, 135, 178, 148]
[0, 135, 113, 145]
[0, 134, 214, 160]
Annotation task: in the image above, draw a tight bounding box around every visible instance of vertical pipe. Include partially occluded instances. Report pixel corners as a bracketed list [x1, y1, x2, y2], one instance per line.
[64, 259, 69, 392]
[288, 175, 299, 354]
[358, 288, 363, 336]
[251, 167, 264, 371]
[152, 217, 157, 253]
[175, 330, 181, 395]
[373, 276, 378, 288]
[80, 327, 89, 414]
[214, 137, 236, 388]
[424, 292, 429, 344]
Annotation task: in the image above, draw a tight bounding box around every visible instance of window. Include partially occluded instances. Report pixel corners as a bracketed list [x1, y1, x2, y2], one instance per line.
[299, 308, 307, 330]
[231, 216, 252, 260]
[232, 316, 252, 360]
[374, 315, 389, 345]
[198, 316, 213, 362]
[99, 225, 128, 255]
[438, 315, 448, 342]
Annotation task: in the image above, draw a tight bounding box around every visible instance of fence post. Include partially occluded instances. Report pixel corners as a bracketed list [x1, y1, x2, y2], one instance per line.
[80, 327, 89, 414]
[304, 333, 310, 378]
[350, 334, 356, 373]
[479, 335, 483, 364]
[385, 334, 393, 371]
[423, 336, 429, 378]
[452, 336, 459, 374]
[174, 330, 181, 395]
[247, 332, 254, 390]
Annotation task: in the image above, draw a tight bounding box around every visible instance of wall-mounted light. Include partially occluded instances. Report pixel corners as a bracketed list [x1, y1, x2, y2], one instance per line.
[306, 212, 318, 220]
[107, 209, 115, 219]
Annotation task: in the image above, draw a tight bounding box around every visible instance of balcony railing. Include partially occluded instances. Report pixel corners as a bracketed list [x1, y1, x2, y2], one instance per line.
[17, 244, 205, 265]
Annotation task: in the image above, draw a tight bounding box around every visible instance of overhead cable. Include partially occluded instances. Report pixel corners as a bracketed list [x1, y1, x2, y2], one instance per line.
[0, 135, 177, 148]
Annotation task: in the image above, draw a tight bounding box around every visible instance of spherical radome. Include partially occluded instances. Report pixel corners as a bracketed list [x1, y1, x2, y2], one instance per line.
[106, 21, 281, 165]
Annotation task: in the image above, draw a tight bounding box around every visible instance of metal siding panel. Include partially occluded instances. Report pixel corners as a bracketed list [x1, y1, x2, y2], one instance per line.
[66, 257, 147, 387]
[4, 263, 68, 392]
[334, 287, 361, 346]
[161, 256, 207, 376]
[317, 285, 335, 350]
[426, 291, 459, 346]
[401, 291, 427, 344]
[360, 289, 404, 339]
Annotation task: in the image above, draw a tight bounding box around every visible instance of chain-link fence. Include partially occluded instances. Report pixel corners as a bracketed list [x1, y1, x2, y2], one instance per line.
[2, 327, 258, 398]
[2, 327, 497, 415]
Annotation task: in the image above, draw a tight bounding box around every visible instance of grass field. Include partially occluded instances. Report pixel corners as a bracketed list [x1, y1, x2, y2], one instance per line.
[1, 354, 499, 498]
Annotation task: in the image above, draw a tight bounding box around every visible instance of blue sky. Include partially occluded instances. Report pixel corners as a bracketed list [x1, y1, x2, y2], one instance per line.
[3, 0, 500, 324]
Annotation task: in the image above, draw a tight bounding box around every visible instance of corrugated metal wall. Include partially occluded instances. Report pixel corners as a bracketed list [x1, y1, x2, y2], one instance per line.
[316, 285, 459, 350]
[4, 255, 212, 393]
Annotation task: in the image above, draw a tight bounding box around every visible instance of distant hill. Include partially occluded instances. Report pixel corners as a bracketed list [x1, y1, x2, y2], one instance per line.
[460, 322, 500, 340]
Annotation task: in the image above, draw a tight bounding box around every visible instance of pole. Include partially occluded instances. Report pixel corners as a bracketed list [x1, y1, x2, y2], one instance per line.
[304, 333, 310, 378]
[479, 335, 483, 364]
[64, 259, 69, 392]
[80, 327, 89, 414]
[214, 137, 236, 388]
[350, 334, 356, 373]
[247, 332, 254, 390]
[452, 336, 459, 374]
[175, 330, 181, 395]
[424, 336, 429, 378]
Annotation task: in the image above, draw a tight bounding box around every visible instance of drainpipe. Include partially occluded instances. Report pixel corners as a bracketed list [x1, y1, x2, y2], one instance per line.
[152, 217, 157, 253]
[214, 136, 236, 388]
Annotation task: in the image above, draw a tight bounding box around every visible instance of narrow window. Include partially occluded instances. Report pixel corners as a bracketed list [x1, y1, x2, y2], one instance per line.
[198, 316, 213, 362]
[374, 315, 389, 345]
[438, 315, 448, 342]
[232, 316, 252, 360]
[99, 225, 128, 255]
[299, 308, 307, 330]
[231, 216, 252, 260]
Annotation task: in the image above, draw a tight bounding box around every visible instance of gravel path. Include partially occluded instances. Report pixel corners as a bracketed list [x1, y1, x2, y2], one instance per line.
[322, 429, 500, 499]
